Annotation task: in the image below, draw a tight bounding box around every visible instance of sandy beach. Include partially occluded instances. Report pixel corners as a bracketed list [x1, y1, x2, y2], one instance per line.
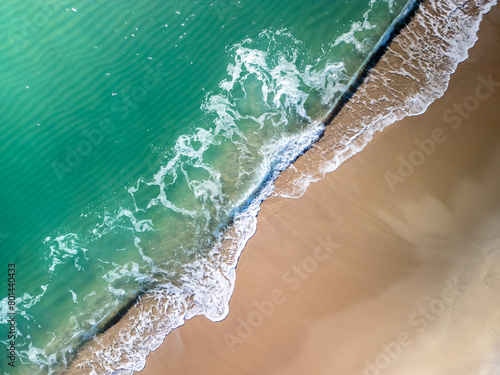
[136, 3, 500, 375]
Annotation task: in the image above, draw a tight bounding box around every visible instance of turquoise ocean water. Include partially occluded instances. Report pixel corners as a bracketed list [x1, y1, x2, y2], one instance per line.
[0, 0, 422, 373]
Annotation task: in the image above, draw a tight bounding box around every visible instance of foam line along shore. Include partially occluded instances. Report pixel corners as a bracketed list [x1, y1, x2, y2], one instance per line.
[137, 3, 500, 374]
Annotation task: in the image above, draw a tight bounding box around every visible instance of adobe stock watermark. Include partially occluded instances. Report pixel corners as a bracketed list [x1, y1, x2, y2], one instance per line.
[51, 63, 169, 182]
[363, 277, 467, 375]
[385, 74, 500, 192]
[211, 0, 240, 23]
[222, 236, 338, 352]
[9, 0, 71, 51]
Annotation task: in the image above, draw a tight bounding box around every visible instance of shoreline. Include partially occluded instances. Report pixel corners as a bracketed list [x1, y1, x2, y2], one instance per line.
[63, 1, 500, 374]
[320, 0, 421, 127]
[136, 3, 500, 375]
[62, 1, 426, 373]
[67, 0, 421, 346]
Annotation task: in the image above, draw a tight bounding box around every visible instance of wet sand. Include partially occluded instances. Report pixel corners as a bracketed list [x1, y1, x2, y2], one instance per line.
[137, 4, 500, 375]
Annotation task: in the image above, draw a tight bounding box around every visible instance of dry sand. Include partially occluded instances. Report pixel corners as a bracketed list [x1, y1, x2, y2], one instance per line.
[137, 4, 500, 375]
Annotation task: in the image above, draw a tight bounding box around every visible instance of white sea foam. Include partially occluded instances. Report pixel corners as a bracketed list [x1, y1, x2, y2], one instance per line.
[68, 290, 78, 304]
[0, 285, 48, 326]
[45, 233, 88, 273]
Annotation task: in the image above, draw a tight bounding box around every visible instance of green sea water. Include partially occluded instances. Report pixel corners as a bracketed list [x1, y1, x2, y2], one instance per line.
[0, 0, 414, 373]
